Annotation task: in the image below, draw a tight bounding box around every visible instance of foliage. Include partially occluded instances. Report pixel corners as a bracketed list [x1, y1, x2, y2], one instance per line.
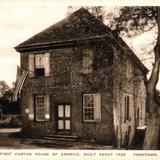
[67, 6, 119, 25]
[0, 84, 20, 115]
[115, 7, 157, 37]
[114, 6, 160, 150]
[0, 80, 10, 97]
[77, 6, 160, 149]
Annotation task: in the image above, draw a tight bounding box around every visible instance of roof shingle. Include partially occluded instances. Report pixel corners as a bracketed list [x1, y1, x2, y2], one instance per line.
[16, 8, 111, 49]
[15, 7, 148, 74]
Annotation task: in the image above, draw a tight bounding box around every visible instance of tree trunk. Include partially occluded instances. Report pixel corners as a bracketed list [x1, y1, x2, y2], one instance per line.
[143, 105, 160, 149]
[143, 7, 160, 149]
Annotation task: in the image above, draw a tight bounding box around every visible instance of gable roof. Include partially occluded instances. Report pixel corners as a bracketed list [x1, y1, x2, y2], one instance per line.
[15, 7, 148, 74]
[15, 8, 111, 50]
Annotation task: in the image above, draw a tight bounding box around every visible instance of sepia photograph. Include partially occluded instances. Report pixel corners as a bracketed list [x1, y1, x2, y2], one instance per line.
[0, 0, 159, 159]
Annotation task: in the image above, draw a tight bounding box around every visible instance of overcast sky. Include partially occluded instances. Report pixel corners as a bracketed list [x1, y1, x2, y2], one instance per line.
[0, 0, 158, 88]
[0, 0, 67, 87]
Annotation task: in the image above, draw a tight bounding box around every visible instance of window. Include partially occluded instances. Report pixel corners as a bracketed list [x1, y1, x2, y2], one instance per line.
[34, 95, 50, 121]
[124, 95, 130, 122]
[137, 98, 143, 120]
[35, 95, 45, 121]
[83, 94, 94, 121]
[35, 54, 45, 76]
[140, 99, 143, 119]
[29, 53, 50, 77]
[83, 93, 101, 122]
[35, 68, 45, 76]
[82, 48, 93, 74]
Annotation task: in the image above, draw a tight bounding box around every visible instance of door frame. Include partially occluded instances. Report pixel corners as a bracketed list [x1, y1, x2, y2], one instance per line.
[55, 103, 72, 135]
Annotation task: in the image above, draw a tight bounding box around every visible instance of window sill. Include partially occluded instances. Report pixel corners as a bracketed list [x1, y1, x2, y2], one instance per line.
[30, 76, 51, 79]
[83, 120, 101, 123]
[35, 119, 51, 122]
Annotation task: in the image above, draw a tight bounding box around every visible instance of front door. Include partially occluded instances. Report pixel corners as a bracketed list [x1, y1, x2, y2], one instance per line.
[56, 104, 71, 134]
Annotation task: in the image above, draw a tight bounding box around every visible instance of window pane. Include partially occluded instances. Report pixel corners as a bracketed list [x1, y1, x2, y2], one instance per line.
[35, 68, 45, 76]
[65, 120, 70, 130]
[84, 108, 94, 120]
[83, 94, 95, 121]
[35, 54, 44, 68]
[84, 95, 94, 108]
[58, 105, 64, 117]
[36, 108, 45, 121]
[58, 120, 64, 130]
[36, 96, 44, 107]
[65, 105, 70, 117]
[35, 96, 45, 121]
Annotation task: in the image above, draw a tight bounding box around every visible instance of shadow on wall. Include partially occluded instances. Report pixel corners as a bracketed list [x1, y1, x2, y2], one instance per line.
[129, 129, 146, 149]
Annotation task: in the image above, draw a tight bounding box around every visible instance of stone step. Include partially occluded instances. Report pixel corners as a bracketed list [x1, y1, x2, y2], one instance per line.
[44, 137, 77, 141]
[21, 137, 114, 149]
[44, 135, 78, 141]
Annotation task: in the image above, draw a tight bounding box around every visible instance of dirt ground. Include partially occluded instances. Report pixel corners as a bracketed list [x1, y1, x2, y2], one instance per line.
[0, 128, 113, 149]
[0, 128, 40, 149]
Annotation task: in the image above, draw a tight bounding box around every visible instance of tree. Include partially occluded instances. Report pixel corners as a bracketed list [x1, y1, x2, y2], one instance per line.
[0, 80, 10, 97]
[67, 6, 160, 149]
[67, 6, 107, 22]
[114, 7, 160, 150]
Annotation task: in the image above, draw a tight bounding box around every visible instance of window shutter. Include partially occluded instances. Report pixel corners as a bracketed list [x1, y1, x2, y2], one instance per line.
[124, 96, 127, 122]
[35, 54, 45, 68]
[29, 95, 34, 121]
[129, 95, 133, 121]
[127, 96, 130, 120]
[44, 53, 50, 77]
[94, 93, 101, 122]
[29, 54, 35, 77]
[45, 95, 50, 120]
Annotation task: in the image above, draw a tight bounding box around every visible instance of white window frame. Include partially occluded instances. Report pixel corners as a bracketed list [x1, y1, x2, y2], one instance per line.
[29, 53, 50, 77]
[83, 93, 101, 122]
[35, 95, 46, 121]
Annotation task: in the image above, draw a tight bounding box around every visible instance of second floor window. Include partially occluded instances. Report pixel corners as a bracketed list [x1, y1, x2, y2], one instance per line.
[35, 54, 45, 76]
[29, 53, 50, 77]
[82, 48, 94, 74]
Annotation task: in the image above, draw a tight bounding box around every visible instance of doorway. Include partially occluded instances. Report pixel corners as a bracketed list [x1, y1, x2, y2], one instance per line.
[56, 104, 71, 134]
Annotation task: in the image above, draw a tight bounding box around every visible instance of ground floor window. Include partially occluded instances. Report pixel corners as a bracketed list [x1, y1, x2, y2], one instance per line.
[124, 95, 130, 122]
[34, 95, 50, 121]
[35, 95, 45, 121]
[83, 93, 101, 122]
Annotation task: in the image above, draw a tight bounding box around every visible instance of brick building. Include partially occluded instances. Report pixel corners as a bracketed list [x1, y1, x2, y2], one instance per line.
[14, 8, 148, 147]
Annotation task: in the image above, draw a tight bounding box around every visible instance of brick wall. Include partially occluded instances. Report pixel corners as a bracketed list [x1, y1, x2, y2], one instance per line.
[113, 51, 147, 148]
[20, 43, 115, 144]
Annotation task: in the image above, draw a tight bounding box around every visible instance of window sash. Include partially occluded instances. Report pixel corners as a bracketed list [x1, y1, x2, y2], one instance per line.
[35, 95, 47, 121]
[29, 53, 50, 77]
[83, 93, 101, 122]
[35, 54, 45, 68]
[36, 108, 46, 121]
[83, 94, 95, 122]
